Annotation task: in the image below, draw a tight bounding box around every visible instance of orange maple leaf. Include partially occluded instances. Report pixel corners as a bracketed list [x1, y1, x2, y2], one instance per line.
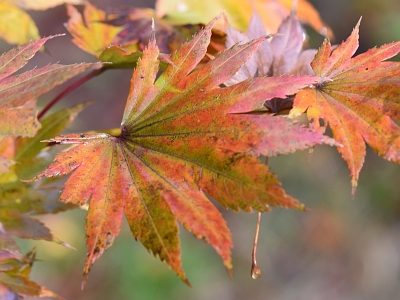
[290, 19, 400, 195]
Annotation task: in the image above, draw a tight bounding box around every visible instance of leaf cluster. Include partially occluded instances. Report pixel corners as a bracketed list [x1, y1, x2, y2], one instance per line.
[0, 0, 399, 298]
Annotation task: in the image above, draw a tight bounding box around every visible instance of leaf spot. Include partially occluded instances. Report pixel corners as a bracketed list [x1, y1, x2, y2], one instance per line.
[135, 149, 144, 155]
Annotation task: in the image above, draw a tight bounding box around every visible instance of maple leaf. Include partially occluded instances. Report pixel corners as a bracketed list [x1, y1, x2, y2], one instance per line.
[66, 3, 124, 58]
[289, 19, 400, 195]
[0, 35, 100, 139]
[29, 16, 336, 286]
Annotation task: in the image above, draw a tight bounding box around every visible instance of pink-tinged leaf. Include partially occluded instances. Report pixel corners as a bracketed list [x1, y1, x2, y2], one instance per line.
[225, 16, 257, 83]
[0, 36, 101, 138]
[228, 76, 317, 113]
[246, 12, 273, 77]
[270, 11, 305, 75]
[0, 36, 55, 80]
[30, 14, 336, 286]
[225, 11, 317, 87]
[290, 19, 400, 195]
[291, 49, 318, 75]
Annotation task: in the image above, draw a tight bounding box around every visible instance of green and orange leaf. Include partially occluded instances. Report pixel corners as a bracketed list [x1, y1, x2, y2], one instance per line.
[30, 16, 336, 286]
[289, 19, 400, 195]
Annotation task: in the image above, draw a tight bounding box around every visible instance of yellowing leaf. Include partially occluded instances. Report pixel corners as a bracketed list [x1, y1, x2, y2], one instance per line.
[0, 1, 39, 44]
[289, 19, 400, 195]
[155, 0, 332, 37]
[66, 3, 123, 57]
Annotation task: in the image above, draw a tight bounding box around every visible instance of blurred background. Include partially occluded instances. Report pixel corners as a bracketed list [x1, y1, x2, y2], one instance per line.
[3, 0, 399, 299]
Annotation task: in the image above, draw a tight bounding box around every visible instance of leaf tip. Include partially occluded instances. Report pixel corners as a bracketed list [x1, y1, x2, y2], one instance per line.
[323, 136, 342, 148]
[291, 0, 299, 13]
[297, 203, 310, 212]
[226, 265, 233, 278]
[206, 12, 224, 29]
[352, 16, 362, 34]
[351, 179, 358, 198]
[81, 273, 89, 290]
[60, 240, 76, 250]
[183, 278, 193, 288]
[150, 18, 156, 42]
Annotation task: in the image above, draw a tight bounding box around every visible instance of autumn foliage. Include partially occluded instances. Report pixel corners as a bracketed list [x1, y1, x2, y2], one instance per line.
[0, 0, 399, 298]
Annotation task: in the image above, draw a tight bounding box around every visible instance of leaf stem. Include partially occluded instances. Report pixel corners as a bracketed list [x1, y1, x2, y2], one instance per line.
[38, 67, 106, 120]
[251, 211, 262, 279]
[251, 155, 269, 279]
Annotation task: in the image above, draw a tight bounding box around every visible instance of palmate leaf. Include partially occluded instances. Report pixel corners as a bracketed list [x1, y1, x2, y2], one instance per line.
[289, 19, 400, 195]
[30, 16, 336, 286]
